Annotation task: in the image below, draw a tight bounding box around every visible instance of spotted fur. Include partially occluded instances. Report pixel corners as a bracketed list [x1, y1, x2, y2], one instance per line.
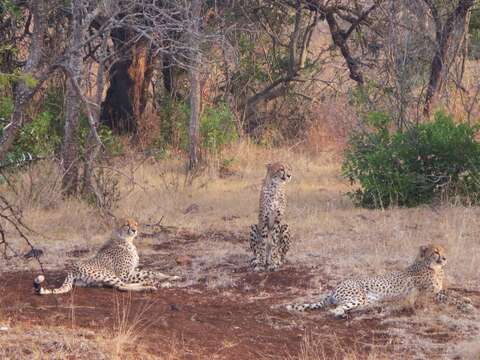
[34, 218, 180, 295]
[250, 162, 291, 271]
[287, 245, 452, 318]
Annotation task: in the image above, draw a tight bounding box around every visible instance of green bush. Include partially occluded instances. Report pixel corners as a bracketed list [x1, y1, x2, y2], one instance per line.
[157, 99, 237, 153]
[78, 114, 123, 157]
[1, 92, 62, 166]
[201, 103, 237, 152]
[0, 95, 13, 119]
[343, 111, 480, 208]
[157, 97, 190, 151]
[0, 89, 122, 167]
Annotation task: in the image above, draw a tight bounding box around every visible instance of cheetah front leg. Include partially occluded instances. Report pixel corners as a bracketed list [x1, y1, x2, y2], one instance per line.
[250, 224, 267, 271]
[267, 223, 284, 271]
[278, 223, 291, 264]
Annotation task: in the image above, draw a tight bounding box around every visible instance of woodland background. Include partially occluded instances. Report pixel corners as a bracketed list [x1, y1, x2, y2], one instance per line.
[1, 0, 479, 206]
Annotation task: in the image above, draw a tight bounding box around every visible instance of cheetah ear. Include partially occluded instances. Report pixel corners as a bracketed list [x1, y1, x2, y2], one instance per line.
[419, 245, 429, 257]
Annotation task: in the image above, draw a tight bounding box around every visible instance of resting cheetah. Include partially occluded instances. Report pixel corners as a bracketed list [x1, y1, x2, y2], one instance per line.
[415, 245, 474, 313]
[250, 162, 291, 271]
[287, 244, 451, 318]
[34, 218, 180, 295]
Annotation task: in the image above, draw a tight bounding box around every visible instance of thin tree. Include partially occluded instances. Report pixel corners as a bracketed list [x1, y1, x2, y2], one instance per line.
[187, 0, 202, 171]
[423, 0, 476, 116]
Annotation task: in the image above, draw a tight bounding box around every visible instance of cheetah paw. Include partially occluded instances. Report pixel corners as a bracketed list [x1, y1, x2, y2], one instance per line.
[267, 264, 281, 272]
[160, 282, 172, 288]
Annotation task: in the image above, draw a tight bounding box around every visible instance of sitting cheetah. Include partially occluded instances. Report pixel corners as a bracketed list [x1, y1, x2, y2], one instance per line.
[287, 244, 456, 318]
[250, 162, 292, 271]
[34, 218, 180, 295]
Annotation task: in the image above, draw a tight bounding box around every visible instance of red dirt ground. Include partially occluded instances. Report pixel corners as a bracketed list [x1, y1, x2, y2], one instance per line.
[2, 230, 479, 359]
[3, 269, 479, 359]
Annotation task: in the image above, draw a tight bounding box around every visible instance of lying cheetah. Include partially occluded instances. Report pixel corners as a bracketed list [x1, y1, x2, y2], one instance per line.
[287, 244, 455, 318]
[250, 162, 292, 271]
[34, 218, 180, 294]
[415, 245, 474, 313]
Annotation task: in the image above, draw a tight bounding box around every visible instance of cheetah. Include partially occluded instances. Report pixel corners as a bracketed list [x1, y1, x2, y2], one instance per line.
[33, 218, 181, 295]
[414, 245, 474, 313]
[287, 244, 454, 318]
[250, 162, 292, 271]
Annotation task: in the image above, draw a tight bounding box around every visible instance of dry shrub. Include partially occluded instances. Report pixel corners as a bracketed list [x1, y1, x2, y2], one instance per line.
[304, 98, 356, 155]
[108, 293, 156, 359]
[137, 102, 160, 150]
[6, 160, 63, 210]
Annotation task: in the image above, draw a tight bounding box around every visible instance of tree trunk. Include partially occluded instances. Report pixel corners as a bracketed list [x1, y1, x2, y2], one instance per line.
[83, 33, 108, 205]
[188, 0, 202, 171]
[61, 1, 83, 195]
[100, 28, 134, 133]
[423, 0, 475, 117]
[62, 80, 81, 194]
[162, 52, 176, 96]
[130, 39, 156, 147]
[0, 0, 47, 161]
[188, 64, 201, 171]
[100, 29, 154, 135]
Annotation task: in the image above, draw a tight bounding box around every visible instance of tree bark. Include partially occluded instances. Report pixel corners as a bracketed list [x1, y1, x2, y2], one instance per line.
[162, 52, 176, 96]
[0, 0, 47, 162]
[61, 1, 83, 195]
[62, 80, 81, 194]
[188, 0, 202, 171]
[83, 33, 108, 206]
[100, 30, 154, 135]
[100, 28, 135, 134]
[423, 0, 475, 117]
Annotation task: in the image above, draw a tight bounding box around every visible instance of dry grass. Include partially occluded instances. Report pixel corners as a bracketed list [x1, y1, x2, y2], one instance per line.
[108, 292, 158, 359]
[285, 333, 391, 360]
[0, 325, 110, 359]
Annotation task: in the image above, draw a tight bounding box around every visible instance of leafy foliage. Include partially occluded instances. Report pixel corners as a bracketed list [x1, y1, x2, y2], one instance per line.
[201, 103, 238, 151]
[157, 98, 237, 153]
[0, 71, 37, 88]
[0, 89, 122, 168]
[343, 111, 480, 208]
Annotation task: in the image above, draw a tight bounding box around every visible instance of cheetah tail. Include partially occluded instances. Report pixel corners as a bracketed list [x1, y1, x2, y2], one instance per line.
[34, 273, 74, 295]
[286, 296, 331, 311]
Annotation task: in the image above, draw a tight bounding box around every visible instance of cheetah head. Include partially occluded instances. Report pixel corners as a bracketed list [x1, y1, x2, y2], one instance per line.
[417, 244, 447, 268]
[266, 162, 292, 183]
[116, 218, 139, 240]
